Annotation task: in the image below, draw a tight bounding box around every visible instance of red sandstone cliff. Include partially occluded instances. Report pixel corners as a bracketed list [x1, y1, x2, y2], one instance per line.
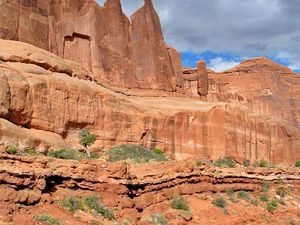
[0, 0, 182, 91]
[0, 0, 299, 165]
[0, 40, 299, 165]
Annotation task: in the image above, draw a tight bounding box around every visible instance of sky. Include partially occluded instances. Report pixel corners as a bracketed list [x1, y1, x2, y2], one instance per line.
[97, 0, 300, 73]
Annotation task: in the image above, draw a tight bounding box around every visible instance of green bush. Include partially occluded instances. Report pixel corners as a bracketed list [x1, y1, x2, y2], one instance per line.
[6, 146, 17, 155]
[195, 160, 202, 166]
[171, 196, 190, 211]
[107, 144, 167, 164]
[35, 214, 61, 225]
[266, 200, 278, 212]
[153, 148, 163, 155]
[250, 199, 259, 206]
[295, 161, 300, 167]
[48, 149, 85, 160]
[243, 159, 251, 167]
[215, 157, 236, 168]
[79, 128, 96, 148]
[147, 213, 168, 225]
[237, 191, 250, 201]
[276, 186, 287, 198]
[84, 195, 114, 220]
[262, 182, 270, 193]
[259, 159, 268, 167]
[90, 152, 100, 159]
[260, 193, 269, 202]
[25, 148, 37, 155]
[213, 196, 227, 209]
[61, 196, 84, 212]
[225, 188, 236, 203]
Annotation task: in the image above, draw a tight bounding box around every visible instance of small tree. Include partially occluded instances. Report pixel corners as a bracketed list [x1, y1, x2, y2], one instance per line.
[79, 128, 96, 157]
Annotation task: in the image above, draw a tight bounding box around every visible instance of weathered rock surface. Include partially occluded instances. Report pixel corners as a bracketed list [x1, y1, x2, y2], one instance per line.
[0, 153, 299, 207]
[0, 40, 299, 164]
[197, 61, 209, 97]
[208, 57, 300, 129]
[0, 0, 181, 91]
[0, 153, 299, 224]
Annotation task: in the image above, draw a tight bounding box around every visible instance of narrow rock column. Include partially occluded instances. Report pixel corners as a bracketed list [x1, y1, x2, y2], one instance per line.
[197, 60, 208, 98]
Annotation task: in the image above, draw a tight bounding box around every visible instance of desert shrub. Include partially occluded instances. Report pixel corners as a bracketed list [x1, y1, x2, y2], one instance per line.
[61, 196, 84, 212]
[237, 191, 250, 201]
[35, 214, 61, 225]
[79, 128, 96, 148]
[215, 157, 236, 168]
[259, 159, 268, 167]
[243, 159, 251, 167]
[266, 200, 278, 212]
[260, 193, 269, 202]
[107, 144, 167, 164]
[296, 161, 300, 167]
[195, 160, 202, 166]
[250, 199, 259, 206]
[84, 195, 114, 220]
[276, 186, 287, 198]
[225, 188, 236, 203]
[6, 146, 18, 155]
[213, 196, 227, 209]
[262, 182, 270, 193]
[146, 213, 168, 225]
[90, 152, 100, 159]
[25, 148, 37, 155]
[48, 149, 85, 160]
[153, 148, 163, 155]
[79, 128, 96, 157]
[171, 196, 190, 211]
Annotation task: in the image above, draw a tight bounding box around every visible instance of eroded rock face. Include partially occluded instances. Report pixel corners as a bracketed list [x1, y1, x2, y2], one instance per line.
[0, 154, 299, 224]
[0, 153, 299, 208]
[130, 0, 178, 91]
[207, 57, 300, 128]
[0, 0, 181, 91]
[0, 40, 299, 164]
[197, 61, 209, 97]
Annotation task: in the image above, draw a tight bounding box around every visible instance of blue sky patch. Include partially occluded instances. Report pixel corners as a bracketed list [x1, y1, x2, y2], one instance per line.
[181, 51, 300, 74]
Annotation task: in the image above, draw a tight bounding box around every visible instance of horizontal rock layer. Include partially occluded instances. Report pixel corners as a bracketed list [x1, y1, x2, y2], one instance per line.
[0, 153, 299, 210]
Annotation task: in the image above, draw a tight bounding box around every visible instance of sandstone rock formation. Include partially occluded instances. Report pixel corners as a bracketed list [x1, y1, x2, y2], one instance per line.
[207, 57, 300, 128]
[0, 153, 299, 224]
[0, 40, 299, 165]
[197, 60, 209, 97]
[0, 0, 299, 166]
[0, 0, 181, 91]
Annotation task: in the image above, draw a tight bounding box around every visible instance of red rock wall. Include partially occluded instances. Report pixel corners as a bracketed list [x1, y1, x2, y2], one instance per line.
[197, 61, 209, 97]
[0, 0, 182, 91]
[1, 40, 299, 164]
[130, 0, 177, 91]
[207, 57, 300, 129]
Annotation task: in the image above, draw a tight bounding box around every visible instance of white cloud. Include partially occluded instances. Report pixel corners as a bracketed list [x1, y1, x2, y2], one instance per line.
[208, 57, 241, 72]
[96, 0, 300, 72]
[275, 52, 300, 72]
